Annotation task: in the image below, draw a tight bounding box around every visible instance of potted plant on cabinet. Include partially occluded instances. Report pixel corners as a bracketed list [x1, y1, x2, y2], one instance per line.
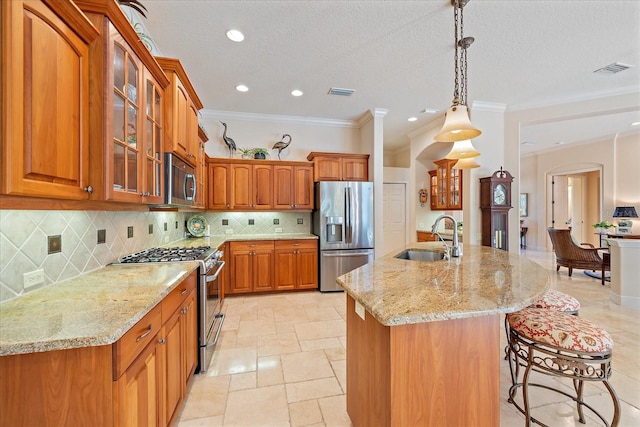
[252, 147, 270, 160]
[592, 221, 614, 234]
[238, 147, 252, 159]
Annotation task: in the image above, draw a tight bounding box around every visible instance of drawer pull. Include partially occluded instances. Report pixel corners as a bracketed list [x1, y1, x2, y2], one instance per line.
[180, 288, 188, 295]
[158, 338, 166, 345]
[136, 325, 153, 342]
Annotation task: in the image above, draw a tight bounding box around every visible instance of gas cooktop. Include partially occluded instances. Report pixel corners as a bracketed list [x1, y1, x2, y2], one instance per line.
[117, 246, 213, 263]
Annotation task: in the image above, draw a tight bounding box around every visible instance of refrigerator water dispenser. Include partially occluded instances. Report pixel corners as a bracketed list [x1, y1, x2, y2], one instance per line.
[325, 216, 343, 243]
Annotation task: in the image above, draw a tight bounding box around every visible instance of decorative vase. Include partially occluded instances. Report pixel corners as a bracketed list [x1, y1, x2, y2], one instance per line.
[254, 153, 266, 160]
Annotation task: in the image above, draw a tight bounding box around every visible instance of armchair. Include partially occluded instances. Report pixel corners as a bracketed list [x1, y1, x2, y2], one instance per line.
[547, 228, 609, 285]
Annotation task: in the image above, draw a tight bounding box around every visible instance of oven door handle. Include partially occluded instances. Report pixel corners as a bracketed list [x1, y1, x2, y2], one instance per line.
[206, 261, 225, 283]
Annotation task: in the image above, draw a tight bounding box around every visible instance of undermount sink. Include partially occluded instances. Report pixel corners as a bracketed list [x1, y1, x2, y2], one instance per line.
[394, 249, 446, 262]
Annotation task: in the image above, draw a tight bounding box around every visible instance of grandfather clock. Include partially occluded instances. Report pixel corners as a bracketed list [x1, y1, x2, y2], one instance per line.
[480, 168, 514, 251]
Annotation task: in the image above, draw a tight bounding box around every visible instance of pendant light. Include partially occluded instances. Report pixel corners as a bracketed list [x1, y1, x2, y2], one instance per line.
[445, 139, 480, 160]
[452, 157, 480, 169]
[435, 0, 481, 143]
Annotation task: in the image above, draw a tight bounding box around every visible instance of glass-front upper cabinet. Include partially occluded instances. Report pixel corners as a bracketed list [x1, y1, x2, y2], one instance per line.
[428, 158, 463, 211]
[112, 41, 140, 198]
[143, 72, 164, 204]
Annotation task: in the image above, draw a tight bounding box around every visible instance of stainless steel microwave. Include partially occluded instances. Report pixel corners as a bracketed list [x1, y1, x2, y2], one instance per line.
[164, 153, 196, 206]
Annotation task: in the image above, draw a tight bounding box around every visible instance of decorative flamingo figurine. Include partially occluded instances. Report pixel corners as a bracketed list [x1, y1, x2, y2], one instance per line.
[272, 134, 292, 160]
[220, 121, 237, 158]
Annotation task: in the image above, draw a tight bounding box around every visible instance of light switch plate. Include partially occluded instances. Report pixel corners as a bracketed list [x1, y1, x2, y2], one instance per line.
[225, 229, 234, 235]
[355, 300, 365, 320]
[275, 228, 283, 233]
[24, 269, 45, 289]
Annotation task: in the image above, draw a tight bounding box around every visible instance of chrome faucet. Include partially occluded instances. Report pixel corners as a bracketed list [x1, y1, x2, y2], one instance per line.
[431, 214, 462, 257]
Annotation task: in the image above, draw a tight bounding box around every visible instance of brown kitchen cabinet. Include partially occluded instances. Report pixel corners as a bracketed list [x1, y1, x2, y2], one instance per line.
[228, 241, 275, 294]
[428, 158, 463, 210]
[155, 57, 204, 167]
[194, 127, 208, 208]
[273, 164, 314, 210]
[274, 240, 318, 290]
[207, 160, 231, 210]
[0, 270, 198, 427]
[231, 163, 273, 210]
[306, 152, 369, 181]
[417, 231, 438, 242]
[1, 0, 98, 200]
[77, 0, 170, 204]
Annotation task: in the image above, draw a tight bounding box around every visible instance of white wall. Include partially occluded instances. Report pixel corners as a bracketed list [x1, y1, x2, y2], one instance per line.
[200, 112, 362, 161]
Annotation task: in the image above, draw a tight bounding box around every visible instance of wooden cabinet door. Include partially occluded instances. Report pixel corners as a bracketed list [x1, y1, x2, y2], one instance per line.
[342, 158, 368, 181]
[1, 0, 95, 200]
[208, 162, 231, 209]
[174, 79, 190, 162]
[230, 164, 252, 209]
[228, 246, 252, 294]
[274, 248, 296, 290]
[114, 340, 160, 427]
[273, 165, 294, 209]
[187, 103, 200, 165]
[429, 159, 463, 211]
[294, 166, 314, 209]
[252, 248, 274, 292]
[160, 308, 183, 426]
[296, 246, 318, 289]
[314, 157, 342, 181]
[141, 70, 164, 204]
[183, 291, 198, 383]
[253, 164, 273, 209]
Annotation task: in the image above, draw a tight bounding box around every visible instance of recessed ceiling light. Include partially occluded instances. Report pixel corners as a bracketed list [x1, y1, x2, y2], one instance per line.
[555, 141, 565, 145]
[291, 90, 303, 97]
[420, 108, 439, 114]
[408, 117, 418, 122]
[632, 121, 640, 126]
[235, 84, 249, 92]
[226, 29, 244, 42]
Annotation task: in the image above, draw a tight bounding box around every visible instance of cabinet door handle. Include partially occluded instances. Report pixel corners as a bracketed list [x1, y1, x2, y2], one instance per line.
[83, 185, 93, 194]
[158, 338, 166, 345]
[180, 288, 188, 295]
[136, 325, 153, 342]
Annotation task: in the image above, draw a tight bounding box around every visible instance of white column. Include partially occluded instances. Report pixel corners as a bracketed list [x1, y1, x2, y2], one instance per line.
[608, 239, 640, 310]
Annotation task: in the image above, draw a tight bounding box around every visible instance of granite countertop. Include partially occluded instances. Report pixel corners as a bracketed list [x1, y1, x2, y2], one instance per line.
[0, 262, 198, 356]
[173, 233, 318, 249]
[337, 242, 549, 326]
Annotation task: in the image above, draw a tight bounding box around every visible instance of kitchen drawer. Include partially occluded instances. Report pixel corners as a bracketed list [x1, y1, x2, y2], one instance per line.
[274, 239, 317, 250]
[113, 303, 162, 380]
[161, 271, 197, 323]
[230, 240, 275, 251]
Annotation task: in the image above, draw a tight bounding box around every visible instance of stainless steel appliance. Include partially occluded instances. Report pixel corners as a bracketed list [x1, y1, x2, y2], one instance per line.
[114, 245, 225, 373]
[165, 153, 196, 206]
[312, 181, 375, 292]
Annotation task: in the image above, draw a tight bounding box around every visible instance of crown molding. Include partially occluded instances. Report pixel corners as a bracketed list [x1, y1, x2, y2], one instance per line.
[506, 86, 640, 112]
[472, 101, 507, 112]
[200, 109, 357, 128]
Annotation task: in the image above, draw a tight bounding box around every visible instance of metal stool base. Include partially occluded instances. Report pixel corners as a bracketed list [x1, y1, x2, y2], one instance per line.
[507, 328, 620, 427]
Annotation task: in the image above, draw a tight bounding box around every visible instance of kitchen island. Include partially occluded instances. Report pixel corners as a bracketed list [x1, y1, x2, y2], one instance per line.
[336, 242, 549, 427]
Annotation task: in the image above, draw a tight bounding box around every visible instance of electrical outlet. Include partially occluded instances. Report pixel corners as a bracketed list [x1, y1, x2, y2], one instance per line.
[127, 226, 134, 238]
[164, 222, 168, 231]
[148, 224, 153, 234]
[97, 229, 106, 244]
[175, 221, 178, 229]
[47, 235, 61, 254]
[24, 269, 45, 289]
[248, 219, 255, 225]
[222, 219, 229, 225]
[273, 219, 280, 225]
[275, 228, 283, 233]
[297, 218, 304, 225]
[225, 229, 234, 235]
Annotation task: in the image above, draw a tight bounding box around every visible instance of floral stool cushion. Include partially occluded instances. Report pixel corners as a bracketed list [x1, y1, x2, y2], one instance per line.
[507, 308, 613, 354]
[529, 290, 580, 313]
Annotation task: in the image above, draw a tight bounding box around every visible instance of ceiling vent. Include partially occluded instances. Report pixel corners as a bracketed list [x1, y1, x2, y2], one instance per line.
[593, 62, 632, 75]
[328, 87, 355, 96]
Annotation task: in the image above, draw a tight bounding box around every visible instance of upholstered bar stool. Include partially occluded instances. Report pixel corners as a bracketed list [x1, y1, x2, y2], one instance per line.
[505, 290, 580, 360]
[506, 308, 620, 427]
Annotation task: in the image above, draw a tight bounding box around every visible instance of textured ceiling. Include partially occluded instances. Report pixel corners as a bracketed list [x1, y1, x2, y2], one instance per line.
[138, 0, 640, 153]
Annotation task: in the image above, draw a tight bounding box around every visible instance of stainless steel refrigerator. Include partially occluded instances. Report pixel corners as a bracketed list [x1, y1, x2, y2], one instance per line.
[312, 181, 375, 292]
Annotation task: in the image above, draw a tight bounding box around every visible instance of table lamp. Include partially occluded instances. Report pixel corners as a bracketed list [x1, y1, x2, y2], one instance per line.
[612, 206, 638, 234]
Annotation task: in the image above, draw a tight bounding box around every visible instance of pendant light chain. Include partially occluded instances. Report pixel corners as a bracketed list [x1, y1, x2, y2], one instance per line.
[459, 1, 468, 107]
[453, 3, 461, 105]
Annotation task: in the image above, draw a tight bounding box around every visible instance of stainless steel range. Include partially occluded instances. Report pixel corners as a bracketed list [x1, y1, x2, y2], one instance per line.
[115, 245, 225, 373]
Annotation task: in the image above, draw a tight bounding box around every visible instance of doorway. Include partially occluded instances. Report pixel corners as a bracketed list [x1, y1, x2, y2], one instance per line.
[383, 183, 406, 254]
[548, 169, 601, 248]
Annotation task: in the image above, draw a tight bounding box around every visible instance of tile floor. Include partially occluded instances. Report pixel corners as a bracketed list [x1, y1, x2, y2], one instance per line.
[177, 249, 640, 426]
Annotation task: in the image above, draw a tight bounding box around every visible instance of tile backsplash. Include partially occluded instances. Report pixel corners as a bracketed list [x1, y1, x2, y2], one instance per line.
[0, 210, 311, 303]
